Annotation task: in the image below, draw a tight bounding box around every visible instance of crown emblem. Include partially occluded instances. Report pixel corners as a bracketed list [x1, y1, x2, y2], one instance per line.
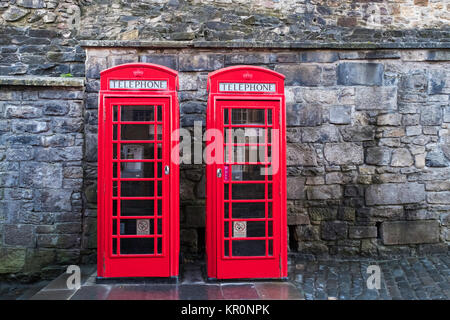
[133, 69, 144, 77]
[243, 72, 253, 80]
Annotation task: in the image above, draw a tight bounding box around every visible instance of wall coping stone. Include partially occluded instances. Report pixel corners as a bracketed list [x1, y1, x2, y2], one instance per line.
[80, 40, 450, 50]
[0, 76, 85, 87]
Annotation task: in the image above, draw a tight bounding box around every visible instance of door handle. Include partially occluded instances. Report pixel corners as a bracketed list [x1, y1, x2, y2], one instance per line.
[165, 165, 170, 175]
[217, 168, 222, 178]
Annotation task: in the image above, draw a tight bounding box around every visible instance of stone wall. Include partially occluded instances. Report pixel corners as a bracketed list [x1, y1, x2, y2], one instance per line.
[1, 1, 449, 77]
[0, 77, 85, 280]
[83, 46, 449, 261]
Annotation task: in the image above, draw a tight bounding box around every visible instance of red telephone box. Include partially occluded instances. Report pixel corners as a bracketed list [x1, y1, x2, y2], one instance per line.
[97, 63, 179, 278]
[206, 66, 287, 279]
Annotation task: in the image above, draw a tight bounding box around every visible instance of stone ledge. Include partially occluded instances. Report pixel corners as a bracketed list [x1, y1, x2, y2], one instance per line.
[80, 40, 450, 49]
[0, 76, 85, 87]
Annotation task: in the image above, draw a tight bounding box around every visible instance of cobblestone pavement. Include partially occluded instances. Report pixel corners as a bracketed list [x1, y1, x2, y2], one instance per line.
[289, 254, 450, 300]
[8, 253, 449, 300]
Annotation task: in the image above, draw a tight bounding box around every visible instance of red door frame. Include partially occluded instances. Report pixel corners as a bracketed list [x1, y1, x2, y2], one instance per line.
[206, 66, 287, 279]
[97, 63, 179, 278]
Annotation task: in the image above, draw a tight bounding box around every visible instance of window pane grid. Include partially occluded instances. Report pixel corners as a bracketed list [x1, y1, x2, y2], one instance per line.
[110, 103, 165, 257]
[223, 107, 274, 258]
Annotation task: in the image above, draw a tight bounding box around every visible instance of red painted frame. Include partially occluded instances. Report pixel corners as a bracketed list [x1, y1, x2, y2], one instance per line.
[206, 66, 287, 279]
[97, 63, 179, 278]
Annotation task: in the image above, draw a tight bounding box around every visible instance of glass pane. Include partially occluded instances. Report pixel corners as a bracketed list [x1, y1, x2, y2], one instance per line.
[224, 108, 229, 125]
[119, 218, 154, 235]
[225, 145, 265, 163]
[157, 199, 162, 216]
[157, 219, 162, 235]
[224, 241, 229, 256]
[120, 238, 154, 255]
[121, 105, 154, 122]
[157, 181, 162, 197]
[157, 125, 162, 141]
[121, 124, 156, 140]
[113, 181, 118, 196]
[268, 202, 272, 218]
[231, 165, 266, 181]
[157, 238, 162, 254]
[268, 220, 273, 237]
[113, 125, 118, 140]
[224, 183, 229, 200]
[224, 221, 229, 238]
[268, 240, 273, 256]
[113, 143, 118, 159]
[121, 181, 155, 197]
[113, 162, 117, 178]
[120, 162, 157, 178]
[120, 143, 156, 160]
[157, 105, 162, 122]
[112, 219, 117, 235]
[121, 200, 155, 216]
[232, 221, 265, 238]
[113, 200, 117, 216]
[267, 109, 272, 125]
[232, 202, 265, 219]
[112, 238, 117, 254]
[226, 128, 267, 144]
[230, 183, 265, 199]
[232, 240, 265, 256]
[231, 109, 265, 125]
[113, 105, 118, 121]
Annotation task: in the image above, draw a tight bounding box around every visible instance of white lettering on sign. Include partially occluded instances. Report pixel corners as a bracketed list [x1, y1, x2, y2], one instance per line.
[233, 221, 247, 238]
[219, 82, 276, 93]
[136, 219, 150, 235]
[109, 80, 168, 90]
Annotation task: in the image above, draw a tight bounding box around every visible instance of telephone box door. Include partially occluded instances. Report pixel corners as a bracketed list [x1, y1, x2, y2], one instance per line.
[98, 64, 179, 278]
[206, 66, 287, 280]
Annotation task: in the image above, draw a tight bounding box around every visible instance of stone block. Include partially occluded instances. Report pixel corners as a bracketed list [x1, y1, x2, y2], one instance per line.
[286, 103, 322, 126]
[425, 149, 449, 167]
[355, 86, 397, 110]
[308, 207, 337, 222]
[307, 185, 342, 200]
[366, 147, 391, 165]
[300, 51, 338, 63]
[4, 224, 34, 247]
[348, 226, 377, 239]
[376, 113, 400, 126]
[286, 144, 317, 166]
[0, 248, 26, 274]
[324, 143, 364, 165]
[427, 192, 450, 204]
[420, 105, 442, 125]
[274, 64, 322, 86]
[340, 126, 375, 141]
[287, 176, 306, 199]
[337, 63, 384, 86]
[391, 148, 414, 167]
[34, 189, 73, 212]
[139, 54, 178, 70]
[179, 54, 223, 71]
[380, 220, 439, 245]
[19, 162, 62, 188]
[301, 125, 339, 143]
[296, 225, 320, 241]
[321, 221, 347, 240]
[329, 105, 351, 124]
[5, 105, 41, 119]
[365, 183, 425, 205]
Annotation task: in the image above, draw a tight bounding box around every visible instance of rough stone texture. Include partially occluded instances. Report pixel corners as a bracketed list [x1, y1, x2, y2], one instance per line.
[381, 221, 440, 245]
[0, 84, 84, 278]
[366, 183, 426, 206]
